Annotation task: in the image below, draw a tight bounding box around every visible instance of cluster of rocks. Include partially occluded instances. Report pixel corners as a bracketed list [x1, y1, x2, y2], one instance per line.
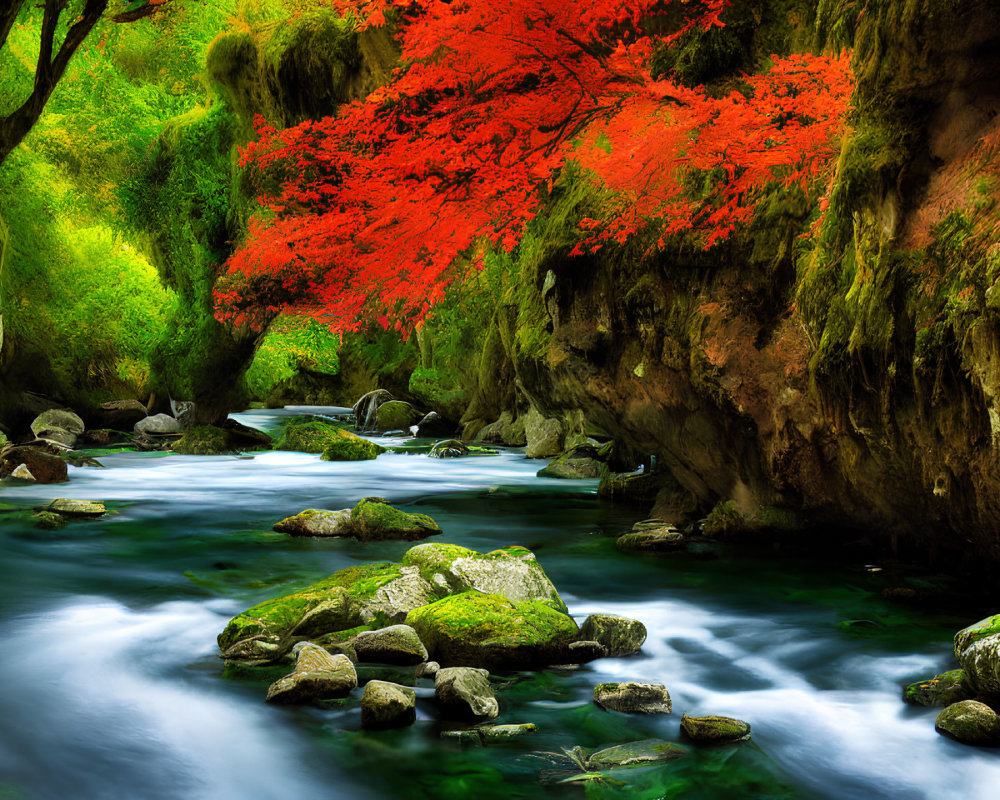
[904, 613, 1000, 746]
[273, 498, 442, 542]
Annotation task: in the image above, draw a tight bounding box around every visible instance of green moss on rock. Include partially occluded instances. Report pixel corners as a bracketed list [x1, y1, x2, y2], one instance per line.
[320, 430, 386, 461]
[172, 425, 231, 455]
[405, 590, 579, 669]
[903, 670, 973, 708]
[350, 497, 442, 541]
[274, 416, 355, 453]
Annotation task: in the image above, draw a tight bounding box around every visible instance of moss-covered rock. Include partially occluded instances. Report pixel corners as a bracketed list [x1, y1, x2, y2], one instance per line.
[585, 739, 687, 770]
[578, 614, 647, 657]
[440, 723, 537, 744]
[32, 511, 67, 530]
[350, 497, 442, 541]
[41, 499, 106, 517]
[273, 508, 353, 537]
[935, 700, 1000, 746]
[361, 680, 417, 729]
[593, 682, 672, 714]
[274, 416, 351, 453]
[429, 439, 469, 458]
[903, 670, 974, 708]
[402, 542, 566, 612]
[265, 643, 357, 705]
[616, 526, 686, 552]
[955, 615, 1000, 697]
[536, 444, 604, 479]
[353, 624, 428, 665]
[171, 425, 231, 455]
[320, 429, 386, 461]
[406, 590, 578, 669]
[434, 666, 499, 721]
[375, 400, 421, 431]
[680, 714, 752, 744]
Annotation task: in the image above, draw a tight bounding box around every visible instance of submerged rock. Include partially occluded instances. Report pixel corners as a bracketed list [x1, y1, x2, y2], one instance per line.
[361, 680, 417, 729]
[32, 511, 67, 530]
[350, 497, 441, 541]
[935, 700, 1000, 745]
[353, 624, 428, 665]
[903, 670, 974, 708]
[578, 614, 646, 657]
[134, 414, 181, 435]
[680, 714, 752, 743]
[616, 525, 685, 552]
[593, 682, 672, 714]
[42, 499, 106, 517]
[585, 739, 687, 770]
[536, 445, 604, 479]
[0, 445, 68, 484]
[273, 509, 353, 537]
[265, 643, 357, 705]
[441, 723, 536, 744]
[434, 667, 499, 721]
[407, 590, 578, 669]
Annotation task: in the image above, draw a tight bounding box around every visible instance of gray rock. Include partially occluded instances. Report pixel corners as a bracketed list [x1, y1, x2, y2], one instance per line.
[353, 624, 428, 666]
[536, 445, 604, 479]
[579, 614, 647, 657]
[265, 643, 358, 704]
[134, 414, 181, 435]
[11, 464, 35, 481]
[616, 526, 686, 552]
[32, 427, 77, 448]
[523, 407, 564, 458]
[935, 700, 1000, 745]
[361, 680, 417, 729]
[273, 509, 353, 537]
[476, 411, 527, 447]
[567, 640, 607, 663]
[415, 661, 440, 679]
[435, 667, 499, 721]
[290, 591, 353, 638]
[585, 739, 687, 770]
[31, 409, 85, 438]
[680, 714, 752, 743]
[594, 681, 672, 714]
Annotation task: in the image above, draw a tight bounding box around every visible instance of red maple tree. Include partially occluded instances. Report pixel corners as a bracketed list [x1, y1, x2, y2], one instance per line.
[214, 0, 852, 332]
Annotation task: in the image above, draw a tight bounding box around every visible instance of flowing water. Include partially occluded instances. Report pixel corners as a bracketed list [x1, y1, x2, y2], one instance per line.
[0, 407, 996, 799]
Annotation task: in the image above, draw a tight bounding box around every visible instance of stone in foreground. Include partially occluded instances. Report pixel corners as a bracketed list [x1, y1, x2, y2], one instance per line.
[353, 624, 428, 665]
[935, 700, 1000, 746]
[903, 670, 974, 708]
[434, 667, 499, 721]
[361, 680, 417, 729]
[265, 643, 357, 704]
[593, 681, 672, 714]
[579, 614, 646, 657]
[585, 739, 687, 770]
[680, 714, 752, 743]
[273, 509, 353, 537]
[43, 499, 106, 517]
[616, 526, 685, 552]
[0, 446, 68, 484]
[954, 614, 1000, 697]
[407, 590, 578, 670]
[351, 497, 442, 541]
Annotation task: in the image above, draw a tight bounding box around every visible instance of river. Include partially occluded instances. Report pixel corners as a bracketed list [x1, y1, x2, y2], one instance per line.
[0, 407, 996, 799]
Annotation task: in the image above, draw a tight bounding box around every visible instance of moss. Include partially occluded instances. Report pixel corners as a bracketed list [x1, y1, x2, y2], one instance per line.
[172, 425, 232, 455]
[680, 714, 752, 743]
[32, 511, 67, 530]
[955, 614, 1000, 656]
[320, 432, 386, 461]
[375, 400, 420, 431]
[217, 585, 348, 651]
[316, 561, 408, 604]
[405, 590, 578, 669]
[274, 416, 351, 453]
[702, 500, 746, 537]
[903, 670, 973, 707]
[350, 497, 442, 541]
[401, 542, 477, 582]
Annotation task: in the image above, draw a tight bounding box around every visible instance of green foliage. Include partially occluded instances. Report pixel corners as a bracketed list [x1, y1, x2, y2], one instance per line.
[245, 315, 341, 400]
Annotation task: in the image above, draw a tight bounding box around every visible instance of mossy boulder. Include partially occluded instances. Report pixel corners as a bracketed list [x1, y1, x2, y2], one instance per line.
[935, 700, 1000, 746]
[32, 511, 67, 530]
[171, 425, 232, 455]
[265, 644, 358, 705]
[406, 590, 579, 670]
[375, 400, 421, 431]
[903, 670, 974, 707]
[434, 666, 499, 721]
[616, 525, 685, 552]
[578, 614, 647, 657]
[320, 429, 386, 461]
[955, 615, 1000, 696]
[353, 624, 428, 665]
[350, 497, 442, 541]
[593, 682, 672, 714]
[402, 542, 566, 612]
[536, 444, 604, 479]
[680, 714, 752, 744]
[585, 739, 687, 770]
[273, 509, 353, 537]
[41, 499, 106, 517]
[274, 416, 353, 454]
[361, 680, 417, 729]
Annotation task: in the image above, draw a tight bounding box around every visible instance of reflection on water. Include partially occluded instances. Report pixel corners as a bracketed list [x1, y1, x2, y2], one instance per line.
[0, 408, 996, 799]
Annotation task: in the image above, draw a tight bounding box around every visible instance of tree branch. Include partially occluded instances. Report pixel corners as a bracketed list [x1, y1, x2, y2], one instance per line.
[0, 0, 27, 53]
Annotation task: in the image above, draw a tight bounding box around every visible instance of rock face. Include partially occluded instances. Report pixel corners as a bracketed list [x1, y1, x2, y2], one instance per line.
[134, 414, 181, 435]
[434, 667, 499, 721]
[616, 525, 686, 552]
[375, 401, 421, 432]
[536, 445, 604, 479]
[361, 680, 417, 729]
[935, 700, 1000, 745]
[578, 614, 646, 657]
[353, 624, 428, 665]
[954, 615, 1000, 697]
[593, 682, 672, 714]
[0, 445, 68, 484]
[273, 509, 353, 537]
[350, 497, 441, 541]
[680, 714, 752, 743]
[903, 670, 974, 708]
[406, 591, 578, 670]
[585, 739, 687, 770]
[402, 542, 566, 611]
[265, 644, 358, 704]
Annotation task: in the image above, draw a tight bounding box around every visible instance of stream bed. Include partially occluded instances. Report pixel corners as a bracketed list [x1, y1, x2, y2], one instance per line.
[0, 407, 997, 799]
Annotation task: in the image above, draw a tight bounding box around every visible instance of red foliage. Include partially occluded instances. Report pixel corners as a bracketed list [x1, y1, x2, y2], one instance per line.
[214, 0, 852, 332]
